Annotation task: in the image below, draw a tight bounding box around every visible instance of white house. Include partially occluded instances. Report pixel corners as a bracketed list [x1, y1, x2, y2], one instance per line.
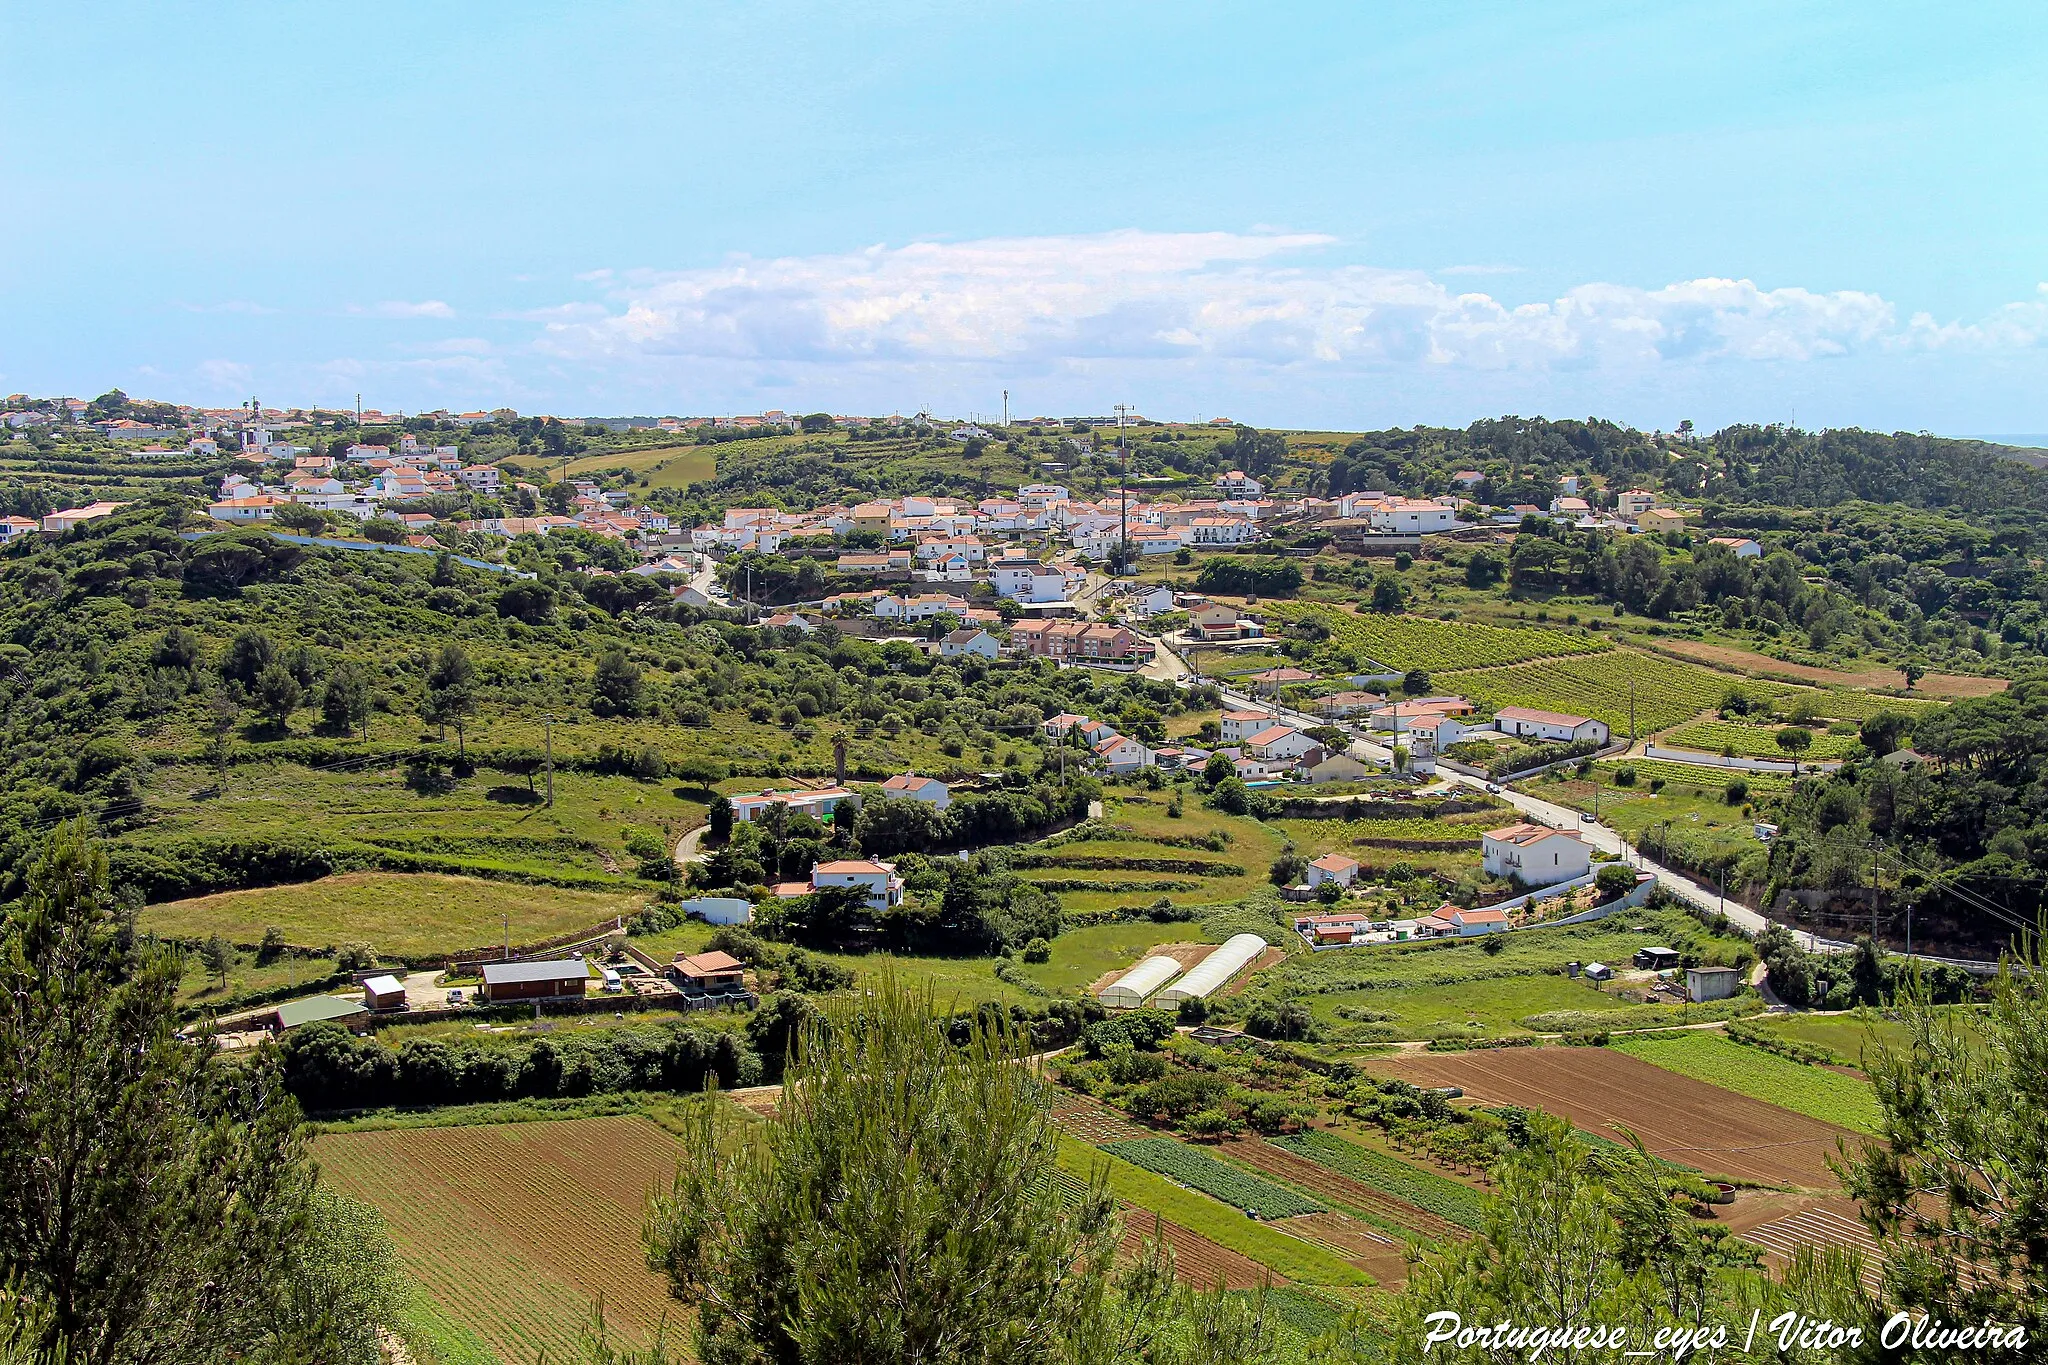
[1093, 734, 1153, 773]
[1306, 853, 1361, 889]
[939, 628, 1000, 658]
[990, 559, 1072, 603]
[1187, 517, 1258, 545]
[1367, 499, 1458, 534]
[809, 859, 905, 910]
[1492, 706, 1610, 746]
[206, 495, 285, 523]
[1121, 583, 1177, 618]
[1614, 489, 1656, 518]
[880, 773, 951, 810]
[730, 787, 856, 825]
[1445, 907, 1510, 936]
[1220, 710, 1278, 744]
[1481, 823, 1592, 885]
[1708, 536, 1763, 559]
[1243, 724, 1321, 762]
[0, 516, 40, 543]
[1215, 470, 1264, 497]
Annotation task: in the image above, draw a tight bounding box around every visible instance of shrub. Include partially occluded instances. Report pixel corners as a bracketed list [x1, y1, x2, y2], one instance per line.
[1021, 937, 1051, 963]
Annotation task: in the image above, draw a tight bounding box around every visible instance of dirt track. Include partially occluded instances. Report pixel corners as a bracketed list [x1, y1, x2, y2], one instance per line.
[1367, 1048, 1862, 1188]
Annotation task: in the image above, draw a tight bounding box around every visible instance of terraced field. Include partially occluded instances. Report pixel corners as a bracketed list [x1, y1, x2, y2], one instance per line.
[316, 1115, 686, 1363]
[1264, 602, 1607, 672]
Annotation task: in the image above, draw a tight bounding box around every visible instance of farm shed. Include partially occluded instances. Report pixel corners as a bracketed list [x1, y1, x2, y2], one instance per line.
[1098, 955, 1184, 1009]
[1154, 934, 1268, 1005]
[479, 958, 591, 1003]
[271, 995, 369, 1032]
[1633, 946, 1682, 971]
[361, 974, 407, 1012]
[1686, 966, 1741, 1002]
[1583, 962, 1615, 983]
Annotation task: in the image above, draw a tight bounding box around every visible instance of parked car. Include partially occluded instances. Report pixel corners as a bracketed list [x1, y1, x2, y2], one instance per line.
[446, 988, 465, 1006]
[1484, 783, 1502, 794]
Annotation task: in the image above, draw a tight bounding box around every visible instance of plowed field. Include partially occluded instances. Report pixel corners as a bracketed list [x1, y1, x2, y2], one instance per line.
[318, 1116, 686, 1363]
[1117, 1208, 1279, 1290]
[1221, 1139, 1464, 1240]
[1368, 1048, 1859, 1188]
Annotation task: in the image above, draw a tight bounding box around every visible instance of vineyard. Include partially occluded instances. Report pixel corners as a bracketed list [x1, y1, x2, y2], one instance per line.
[1263, 602, 1608, 672]
[316, 1116, 686, 1363]
[1608, 1032, 1883, 1133]
[1441, 650, 1739, 734]
[1263, 1131, 1488, 1230]
[1101, 1138, 1325, 1218]
[1660, 719, 1860, 760]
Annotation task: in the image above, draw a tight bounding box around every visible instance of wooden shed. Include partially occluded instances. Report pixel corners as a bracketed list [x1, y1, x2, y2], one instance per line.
[479, 958, 591, 1003]
[361, 974, 407, 1012]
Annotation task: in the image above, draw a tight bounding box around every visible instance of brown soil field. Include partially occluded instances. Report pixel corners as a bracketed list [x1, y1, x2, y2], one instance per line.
[1222, 1139, 1464, 1241]
[1115, 1206, 1279, 1290]
[1653, 640, 2004, 698]
[318, 1116, 686, 1363]
[1367, 1048, 1859, 1188]
[1276, 1211, 1411, 1288]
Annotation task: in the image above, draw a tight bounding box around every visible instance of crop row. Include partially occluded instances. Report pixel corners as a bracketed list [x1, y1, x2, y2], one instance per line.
[1102, 1138, 1325, 1219]
[1265, 1131, 1489, 1230]
[1265, 603, 1608, 672]
[1443, 650, 1746, 734]
[1607, 1033, 1883, 1133]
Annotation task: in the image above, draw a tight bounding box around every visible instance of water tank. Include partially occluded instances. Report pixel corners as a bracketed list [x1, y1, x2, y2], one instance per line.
[1098, 955, 1184, 1009]
[1155, 934, 1268, 1004]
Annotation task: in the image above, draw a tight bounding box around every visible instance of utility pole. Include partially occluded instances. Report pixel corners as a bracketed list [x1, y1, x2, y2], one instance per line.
[1114, 403, 1132, 578]
[1002, 389, 1009, 428]
[542, 712, 556, 807]
[1870, 838, 1881, 942]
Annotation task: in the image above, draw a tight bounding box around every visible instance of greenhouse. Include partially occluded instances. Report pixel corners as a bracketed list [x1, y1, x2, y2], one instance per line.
[1097, 954, 1185, 1009]
[1154, 934, 1268, 1005]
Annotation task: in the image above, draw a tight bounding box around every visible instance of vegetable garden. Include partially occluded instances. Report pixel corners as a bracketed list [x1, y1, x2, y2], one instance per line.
[1607, 1031, 1883, 1133]
[1102, 1137, 1324, 1218]
[316, 1115, 687, 1363]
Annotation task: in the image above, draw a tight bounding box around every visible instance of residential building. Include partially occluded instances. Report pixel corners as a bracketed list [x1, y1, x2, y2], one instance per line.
[1367, 498, 1459, 534]
[1093, 734, 1153, 773]
[1481, 823, 1592, 884]
[1187, 516, 1258, 545]
[207, 495, 286, 523]
[42, 501, 128, 533]
[1638, 507, 1688, 535]
[1306, 751, 1375, 783]
[990, 558, 1070, 603]
[1365, 696, 1478, 733]
[1550, 496, 1591, 518]
[729, 787, 856, 825]
[1220, 709, 1277, 743]
[1708, 536, 1763, 558]
[1244, 724, 1321, 762]
[0, 516, 38, 543]
[1450, 470, 1486, 489]
[1041, 713, 1093, 739]
[673, 950, 748, 992]
[1215, 469, 1263, 497]
[1187, 602, 1262, 641]
[809, 858, 905, 910]
[1492, 706, 1609, 746]
[455, 465, 501, 493]
[880, 774, 950, 810]
[939, 628, 1000, 658]
[1445, 907, 1509, 936]
[1313, 690, 1384, 718]
[1306, 853, 1361, 889]
[759, 612, 816, 633]
[1614, 489, 1656, 518]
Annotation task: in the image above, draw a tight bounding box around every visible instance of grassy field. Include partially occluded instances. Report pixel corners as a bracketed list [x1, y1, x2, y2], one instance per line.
[1021, 795, 1288, 916]
[1013, 920, 1220, 995]
[1609, 1031, 1883, 1133]
[133, 761, 706, 892]
[143, 872, 649, 958]
[1312, 975, 1649, 1040]
[316, 1115, 688, 1364]
[532, 443, 720, 489]
[1054, 1136, 1368, 1286]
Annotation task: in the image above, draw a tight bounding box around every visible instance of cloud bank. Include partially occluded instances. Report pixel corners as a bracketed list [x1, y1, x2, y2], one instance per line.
[533, 231, 2046, 382]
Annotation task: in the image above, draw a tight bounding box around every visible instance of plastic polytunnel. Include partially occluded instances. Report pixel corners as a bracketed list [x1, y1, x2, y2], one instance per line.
[1097, 955, 1185, 1009]
[1154, 934, 1268, 1004]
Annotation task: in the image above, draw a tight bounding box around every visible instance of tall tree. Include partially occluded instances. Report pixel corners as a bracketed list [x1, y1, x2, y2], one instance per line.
[1840, 949, 2048, 1349]
[422, 643, 478, 759]
[643, 976, 1278, 1364]
[0, 825, 385, 1363]
[320, 660, 373, 739]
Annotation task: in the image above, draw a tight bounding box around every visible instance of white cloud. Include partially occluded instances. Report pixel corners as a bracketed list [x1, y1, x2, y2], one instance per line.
[531, 230, 2010, 380]
[347, 300, 456, 319]
[195, 358, 253, 389]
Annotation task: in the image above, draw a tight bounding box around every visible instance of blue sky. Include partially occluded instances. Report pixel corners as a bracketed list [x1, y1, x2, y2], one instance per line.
[3, 1, 2045, 431]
